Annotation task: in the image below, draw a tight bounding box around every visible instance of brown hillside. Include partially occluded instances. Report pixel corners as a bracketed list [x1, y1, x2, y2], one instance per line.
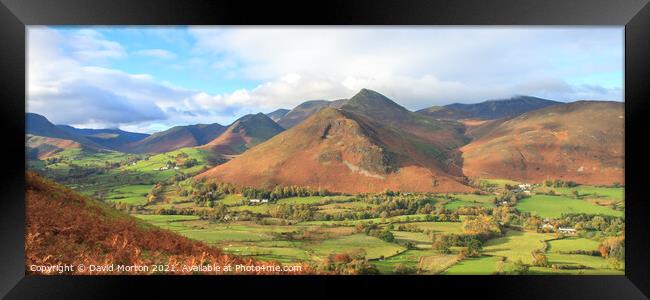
[26, 135, 83, 159]
[123, 123, 226, 154]
[460, 101, 624, 185]
[25, 172, 306, 275]
[197, 107, 471, 194]
[200, 113, 284, 155]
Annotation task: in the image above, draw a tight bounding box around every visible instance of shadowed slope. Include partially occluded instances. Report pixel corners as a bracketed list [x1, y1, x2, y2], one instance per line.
[57, 125, 149, 151]
[417, 96, 562, 120]
[266, 108, 290, 122]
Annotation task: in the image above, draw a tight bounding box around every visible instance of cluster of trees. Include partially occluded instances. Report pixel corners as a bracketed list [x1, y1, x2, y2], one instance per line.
[355, 223, 395, 243]
[560, 214, 624, 237]
[492, 190, 528, 205]
[360, 194, 438, 218]
[543, 179, 577, 188]
[242, 185, 333, 201]
[146, 183, 165, 203]
[432, 234, 484, 256]
[461, 215, 502, 237]
[531, 249, 549, 267]
[598, 236, 625, 262]
[268, 204, 316, 221]
[318, 250, 379, 275]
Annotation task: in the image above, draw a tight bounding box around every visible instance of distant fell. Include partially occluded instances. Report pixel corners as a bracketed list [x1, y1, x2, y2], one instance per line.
[123, 123, 226, 153]
[277, 99, 348, 129]
[200, 113, 284, 155]
[417, 96, 562, 120]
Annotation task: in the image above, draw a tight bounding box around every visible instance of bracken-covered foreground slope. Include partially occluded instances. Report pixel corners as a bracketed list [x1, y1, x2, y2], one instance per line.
[25, 172, 306, 275]
[200, 113, 284, 155]
[197, 105, 471, 194]
[461, 101, 624, 185]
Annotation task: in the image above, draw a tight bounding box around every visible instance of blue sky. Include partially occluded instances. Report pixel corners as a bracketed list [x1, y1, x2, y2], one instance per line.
[27, 26, 623, 133]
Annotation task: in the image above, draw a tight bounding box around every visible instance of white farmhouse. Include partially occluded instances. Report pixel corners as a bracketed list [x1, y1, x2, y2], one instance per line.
[558, 227, 577, 235]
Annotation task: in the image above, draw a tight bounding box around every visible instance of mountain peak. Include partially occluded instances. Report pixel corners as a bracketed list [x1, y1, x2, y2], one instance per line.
[200, 112, 284, 155]
[342, 89, 409, 118]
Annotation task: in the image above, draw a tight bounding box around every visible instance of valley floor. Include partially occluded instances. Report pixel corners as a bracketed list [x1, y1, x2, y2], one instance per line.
[27, 149, 625, 275]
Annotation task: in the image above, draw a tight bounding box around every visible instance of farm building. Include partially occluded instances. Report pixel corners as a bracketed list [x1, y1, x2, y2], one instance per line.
[558, 227, 577, 235]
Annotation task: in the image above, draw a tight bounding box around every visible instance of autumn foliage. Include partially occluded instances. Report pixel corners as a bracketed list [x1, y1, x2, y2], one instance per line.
[25, 172, 310, 275]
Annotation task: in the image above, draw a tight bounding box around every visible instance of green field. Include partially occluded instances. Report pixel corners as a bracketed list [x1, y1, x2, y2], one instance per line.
[106, 184, 153, 205]
[371, 249, 456, 274]
[442, 256, 500, 275]
[547, 237, 600, 252]
[307, 234, 406, 260]
[482, 230, 551, 264]
[538, 186, 624, 201]
[445, 199, 495, 210]
[516, 195, 623, 218]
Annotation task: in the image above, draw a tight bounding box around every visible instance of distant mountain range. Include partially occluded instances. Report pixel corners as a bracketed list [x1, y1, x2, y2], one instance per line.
[26, 90, 624, 189]
[417, 96, 562, 120]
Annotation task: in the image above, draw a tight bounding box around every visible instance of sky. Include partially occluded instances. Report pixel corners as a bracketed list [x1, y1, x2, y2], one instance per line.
[27, 26, 624, 134]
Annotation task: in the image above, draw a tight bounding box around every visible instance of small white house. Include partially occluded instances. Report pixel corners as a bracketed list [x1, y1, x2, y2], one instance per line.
[174, 166, 180, 170]
[249, 199, 260, 204]
[558, 227, 577, 235]
[261, 199, 269, 203]
[542, 223, 554, 231]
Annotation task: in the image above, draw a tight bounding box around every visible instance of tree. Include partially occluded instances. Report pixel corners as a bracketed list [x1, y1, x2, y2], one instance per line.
[510, 259, 529, 275]
[531, 250, 549, 267]
[393, 263, 417, 275]
[461, 215, 502, 237]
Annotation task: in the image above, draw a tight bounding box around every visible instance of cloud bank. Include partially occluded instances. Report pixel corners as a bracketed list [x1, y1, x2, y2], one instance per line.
[27, 26, 623, 133]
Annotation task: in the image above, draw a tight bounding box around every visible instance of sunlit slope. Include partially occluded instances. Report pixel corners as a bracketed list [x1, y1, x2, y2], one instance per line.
[461, 101, 624, 184]
[200, 113, 284, 155]
[198, 106, 471, 193]
[123, 123, 226, 154]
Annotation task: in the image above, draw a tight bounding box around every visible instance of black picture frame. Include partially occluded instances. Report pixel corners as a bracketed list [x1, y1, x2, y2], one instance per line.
[1, 0, 649, 298]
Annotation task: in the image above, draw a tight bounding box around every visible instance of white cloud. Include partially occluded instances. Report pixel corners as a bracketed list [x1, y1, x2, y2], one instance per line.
[134, 48, 177, 60]
[188, 27, 623, 109]
[65, 29, 127, 62]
